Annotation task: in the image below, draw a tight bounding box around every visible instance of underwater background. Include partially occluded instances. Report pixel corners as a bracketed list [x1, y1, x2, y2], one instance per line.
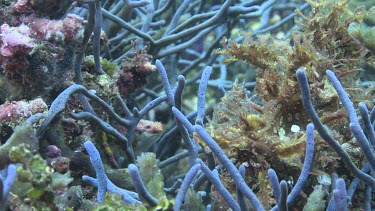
[0, 0, 375, 210]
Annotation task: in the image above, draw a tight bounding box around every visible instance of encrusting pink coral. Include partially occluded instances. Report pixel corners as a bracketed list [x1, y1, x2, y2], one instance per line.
[136, 119, 163, 133]
[0, 13, 86, 59]
[0, 12, 86, 99]
[19, 14, 86, 44]
[9, 0, 33, 15]
[0, 23, 34, 57]
[0, 98, 48, 125]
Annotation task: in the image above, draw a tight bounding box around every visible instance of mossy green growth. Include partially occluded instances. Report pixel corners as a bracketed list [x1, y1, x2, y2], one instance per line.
[105, 167, 134, 191]
[28, 188, 45, 200]
[348, 23, 375, 54]
[136, 153, 165, 199]
[134, 153, 174, 210]
[94, 193, 147, 211]
[7, 144, 56, 210]
[154, 196, 174, 211]
[9, 144, 52, 189]
[182, 188, 205, 211]
[8, 143, 32, 164]
[82, 55, 118, 77]
[0, 122, 38, 159]
[101, 59, 118, 77]
[94, 193, 173, 211]
[303, 185, 326, 211]
[94, 153, 174, 210]
[81, 70, 119, 103]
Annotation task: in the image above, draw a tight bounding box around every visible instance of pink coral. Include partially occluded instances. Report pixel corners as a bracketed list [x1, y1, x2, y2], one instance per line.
[19, 14, 86, 44]
[10, 0, 33, 15]
[62, 14, 86, 42]
[0, 98, 48, 125]
[0, 23, 34, 57]
[0, 13, 86, 98]
[136, 119, 163, 133]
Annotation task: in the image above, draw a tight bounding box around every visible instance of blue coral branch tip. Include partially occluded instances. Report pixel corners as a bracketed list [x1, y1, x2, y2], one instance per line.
[82, 140, 140, 204]
[2, 164, 17, 201]
[333, 178, 348, 211]
[128, 164, 158, 206]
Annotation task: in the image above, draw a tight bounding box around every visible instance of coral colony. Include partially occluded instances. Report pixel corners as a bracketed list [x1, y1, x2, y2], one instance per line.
[1, 0, 375, 210]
